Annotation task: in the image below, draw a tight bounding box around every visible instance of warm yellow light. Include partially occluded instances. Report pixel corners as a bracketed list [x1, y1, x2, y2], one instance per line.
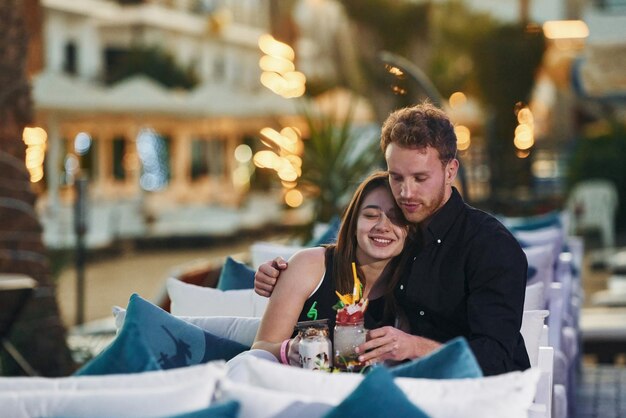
[25, 147, 45, 169]
[22, 127, 48, 183]
[516, 150, 531, 159]
[278, 167, 298, 182]
[281, 180, 298, 189]
[22, 127, 47, 146]
[253, 150, 279, 168]
[260, 71, 287, 94]
[284, 154, 302, 169]
[543, 20, 589, 40]
[283, 84, 306, 98]
[280, 126, 300, 141]
[258, 34, 295, 61]
[455, 125, 471, 151]
[385, 65, 404, 76]
[284, 189, 304, 208]
[259, 55, 295, 74]
[517, 107, 534, 125]
[532, 160, 558, 179]
[514, 125, 535, 150]
[449, 92, 467, 109]
[29, 166, 44, 183]
[515, 123, 533, 138]
[234, 144, 252, 163]
[260, 127, 299, 154]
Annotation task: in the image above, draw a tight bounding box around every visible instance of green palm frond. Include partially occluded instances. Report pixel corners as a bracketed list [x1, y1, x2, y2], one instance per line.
[297, 98, 383, 223]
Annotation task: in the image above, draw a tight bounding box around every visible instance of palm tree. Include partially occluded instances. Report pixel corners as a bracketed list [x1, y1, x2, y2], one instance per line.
[298, 100, 384, 224]
[0, 0, 74, 376]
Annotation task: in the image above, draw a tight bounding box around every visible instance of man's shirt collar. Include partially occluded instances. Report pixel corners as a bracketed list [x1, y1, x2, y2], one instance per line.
[421, 187, 464, 246]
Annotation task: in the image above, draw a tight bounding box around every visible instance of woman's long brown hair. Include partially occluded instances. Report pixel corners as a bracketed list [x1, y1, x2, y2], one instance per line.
[328, 171, 412, 325]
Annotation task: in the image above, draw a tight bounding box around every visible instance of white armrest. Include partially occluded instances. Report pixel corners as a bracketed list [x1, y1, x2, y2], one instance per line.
[533, 346, 554, 418]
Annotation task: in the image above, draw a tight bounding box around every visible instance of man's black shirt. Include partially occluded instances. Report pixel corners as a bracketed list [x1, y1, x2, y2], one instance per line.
[396, 187, 531, 375]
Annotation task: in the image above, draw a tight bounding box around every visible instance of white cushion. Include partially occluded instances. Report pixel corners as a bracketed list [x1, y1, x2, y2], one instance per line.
[524, 282, 545, 311]
[521, 310, 550, 367]
[166, 277, 268, 317]
[0, 362, 226, 418]
[219, 377, 334, 418]
[523, 243, 557, 288]
[250, 241, 303, 270]
[515, 227, 563, 249]
[112, 307, 261, 347]
[227, 354, 540, 418]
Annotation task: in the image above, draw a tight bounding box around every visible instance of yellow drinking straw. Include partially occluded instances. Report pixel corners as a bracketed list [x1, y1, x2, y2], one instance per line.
[351, 262, 361, 302]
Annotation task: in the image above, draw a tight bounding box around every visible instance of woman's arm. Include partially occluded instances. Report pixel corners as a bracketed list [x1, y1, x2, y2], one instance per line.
[251, 247, 326, 360]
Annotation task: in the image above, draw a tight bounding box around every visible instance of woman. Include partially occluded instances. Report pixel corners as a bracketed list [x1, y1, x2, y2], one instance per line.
[251, 171, 411, 365]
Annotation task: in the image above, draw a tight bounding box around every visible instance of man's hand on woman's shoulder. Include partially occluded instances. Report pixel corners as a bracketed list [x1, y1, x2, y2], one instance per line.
[254, 257, 288, 297]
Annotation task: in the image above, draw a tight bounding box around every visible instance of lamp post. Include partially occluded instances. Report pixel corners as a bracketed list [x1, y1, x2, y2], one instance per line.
[74, 176, 88, 325]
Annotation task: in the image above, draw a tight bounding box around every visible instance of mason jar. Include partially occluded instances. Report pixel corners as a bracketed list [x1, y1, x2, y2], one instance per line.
[295, 319, 332, 371]
[333, 318, 366, 372]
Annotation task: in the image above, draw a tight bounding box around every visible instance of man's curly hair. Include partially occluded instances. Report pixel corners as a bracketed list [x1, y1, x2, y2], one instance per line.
[380, 102, 457, 163]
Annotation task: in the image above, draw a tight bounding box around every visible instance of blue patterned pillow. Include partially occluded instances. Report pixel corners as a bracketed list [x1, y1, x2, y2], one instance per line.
[73, 321, 161, 376]
[217, 256, 255, 291]
[76, 294, 248, 375]
[389, 337, 483, 379]
[322, 367, 430, 418]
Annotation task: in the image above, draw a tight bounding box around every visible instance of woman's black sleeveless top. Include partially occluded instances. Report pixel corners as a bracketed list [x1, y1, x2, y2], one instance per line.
[294, 248, 386, 339]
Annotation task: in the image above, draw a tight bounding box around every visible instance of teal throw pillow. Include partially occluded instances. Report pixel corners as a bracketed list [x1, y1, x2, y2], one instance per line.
[75, 294, 248, 375]
[501, 211, 562, 231]
[389, 337, 483, 379]
[167, 400, 240, 418]
[74, 321, 161, 376]
[322, 367, 430, 418]
[217, 256, 255, 291]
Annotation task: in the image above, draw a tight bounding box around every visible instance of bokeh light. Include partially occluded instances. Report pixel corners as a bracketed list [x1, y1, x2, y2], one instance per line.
[22, 127, 48, 183]
[284, 189, 303, 208]
[74, 132, 92, 156]
[449, 92, 467, 109]
[234, 144, 252, 163]
[455, 125, 471, 151]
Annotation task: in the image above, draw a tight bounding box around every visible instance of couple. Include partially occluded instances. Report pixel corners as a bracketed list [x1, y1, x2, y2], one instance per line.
[252, 102, 530, 376]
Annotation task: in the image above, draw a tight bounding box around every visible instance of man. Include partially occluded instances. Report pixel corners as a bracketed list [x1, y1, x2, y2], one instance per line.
[255, 102, 530, 376]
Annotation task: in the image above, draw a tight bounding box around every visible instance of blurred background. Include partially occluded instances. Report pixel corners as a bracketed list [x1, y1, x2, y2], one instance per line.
[1, 0, 625, 379]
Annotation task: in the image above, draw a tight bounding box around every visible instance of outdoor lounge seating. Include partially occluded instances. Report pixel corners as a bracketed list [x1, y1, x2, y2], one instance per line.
[0, 211, 591, 417]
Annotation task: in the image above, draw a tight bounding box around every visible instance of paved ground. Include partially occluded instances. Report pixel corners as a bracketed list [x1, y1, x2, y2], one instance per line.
[576, 364, 626, 418]
[55, 236, 271, 326]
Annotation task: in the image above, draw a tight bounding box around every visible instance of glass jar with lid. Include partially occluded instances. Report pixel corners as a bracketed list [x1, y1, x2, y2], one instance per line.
[295, 319, 332, 371]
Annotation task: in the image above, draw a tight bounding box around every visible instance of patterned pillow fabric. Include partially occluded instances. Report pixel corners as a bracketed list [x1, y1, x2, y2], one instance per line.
[76, 294, 248, 375]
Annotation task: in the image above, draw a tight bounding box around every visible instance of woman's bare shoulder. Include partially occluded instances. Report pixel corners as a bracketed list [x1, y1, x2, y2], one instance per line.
[288, 246, 327, 266]
[278, 247, 327, 288]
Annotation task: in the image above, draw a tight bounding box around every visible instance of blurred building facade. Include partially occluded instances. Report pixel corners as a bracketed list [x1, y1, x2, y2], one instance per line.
[31, 0, 310, 248]
[28, 0, 626, 248]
